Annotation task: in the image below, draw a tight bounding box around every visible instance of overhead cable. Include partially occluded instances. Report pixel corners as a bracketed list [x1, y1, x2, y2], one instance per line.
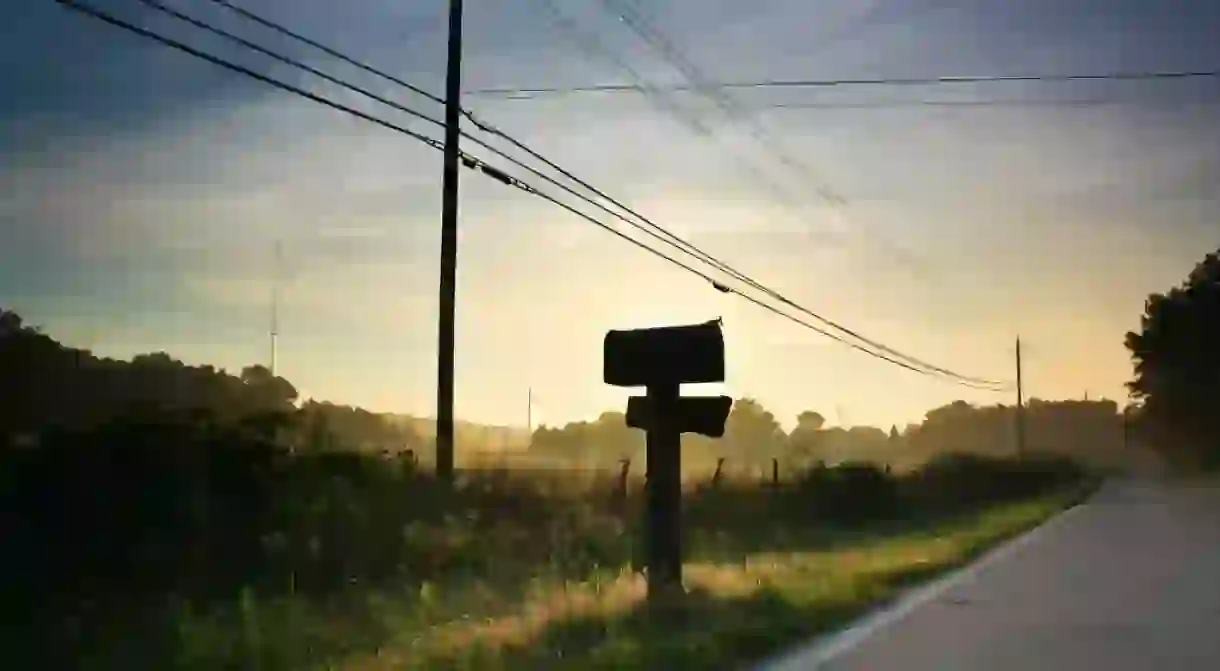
[136, 0, 767, 307]
[186, 0, 1006, 387]
[54, 0, 1010, 391]
[466, 68, 1220, 98]
[201, 0, 1007, 388]
[594, 0, 931, 276]
[761, 97, 1220, 111]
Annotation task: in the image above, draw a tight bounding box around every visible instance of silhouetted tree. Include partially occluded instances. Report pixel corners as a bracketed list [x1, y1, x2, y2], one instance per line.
[786, 409, 828, 466]
[722, 398, 785, 468]
[527, 410, 644, 464]
[1125, 248, 1220, 470]
[795, 410, 825, 433]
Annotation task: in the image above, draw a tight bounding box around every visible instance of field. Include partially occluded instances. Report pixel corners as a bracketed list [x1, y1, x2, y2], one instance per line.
[351, 488, 1088, 670]
[1, 421, 1091, 670]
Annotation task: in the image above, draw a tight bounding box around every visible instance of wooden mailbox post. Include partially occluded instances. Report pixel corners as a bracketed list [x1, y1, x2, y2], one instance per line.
[604, 318, 732, 601]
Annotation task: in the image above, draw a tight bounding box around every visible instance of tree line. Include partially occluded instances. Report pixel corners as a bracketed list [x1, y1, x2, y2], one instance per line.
[0, 310, 434, 456]
[529, 395, 1130, 474]
[528, 243, 1220, 477]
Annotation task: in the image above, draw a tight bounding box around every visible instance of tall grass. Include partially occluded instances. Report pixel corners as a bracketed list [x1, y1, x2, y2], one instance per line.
[0, 417, 1088, 670]
[388, 489, 1088, 671]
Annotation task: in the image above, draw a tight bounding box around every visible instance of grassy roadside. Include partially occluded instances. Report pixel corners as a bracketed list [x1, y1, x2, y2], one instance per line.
[17, 457, 1092, 671]
[346, 481, 1097, 671]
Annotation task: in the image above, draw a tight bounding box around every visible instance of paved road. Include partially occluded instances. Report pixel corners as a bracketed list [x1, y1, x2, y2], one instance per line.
[759, 477, 1220, 671]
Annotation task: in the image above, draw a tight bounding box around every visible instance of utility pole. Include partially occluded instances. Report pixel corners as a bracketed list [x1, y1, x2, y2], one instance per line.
[1015, 336, 1026, 457]
[527, 387, 532, 434]
[436, 0, 464, 482]
[1122, 406, 1129, 451]
[269, 239, 282, 377]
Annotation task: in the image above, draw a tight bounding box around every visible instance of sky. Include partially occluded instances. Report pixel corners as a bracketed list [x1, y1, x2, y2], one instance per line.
[3, 0, 1219, 432]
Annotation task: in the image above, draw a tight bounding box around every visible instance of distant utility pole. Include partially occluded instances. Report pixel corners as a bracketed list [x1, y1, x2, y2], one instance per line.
[269, 239, 282, 377]
[1015, 336, 1026, 457]
[435, 0, 464, 482]
[527, 386, 533, 434]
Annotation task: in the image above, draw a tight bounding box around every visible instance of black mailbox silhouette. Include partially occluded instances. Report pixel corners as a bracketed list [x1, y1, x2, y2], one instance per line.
[603, 319, 725, 387]
[602, 318, 730, 602]
[626, 395, 733, 438]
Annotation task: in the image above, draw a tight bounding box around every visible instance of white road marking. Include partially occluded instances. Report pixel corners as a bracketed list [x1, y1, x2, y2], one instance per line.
[751, 496, 1094, 671]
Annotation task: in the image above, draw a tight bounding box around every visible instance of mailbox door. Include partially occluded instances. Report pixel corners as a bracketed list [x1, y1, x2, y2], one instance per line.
[604, 320, 725, 387]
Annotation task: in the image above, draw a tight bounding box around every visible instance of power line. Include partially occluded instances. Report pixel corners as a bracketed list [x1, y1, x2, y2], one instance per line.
[709, 70, 1220, 90]
[202, 0, 495, 134]
[197, 0, 750, 287]
[139, 0, 765, 310]
[488, 131, 1004, 386]
[531, 0, 719, 137]
[176, 0, 1006, 388]
[594, 0, 933, 277]
[53, 0, 1009, 391]
[512, 169, 995, 384]
[466, 68, 1220, 98]
[597, 0, 848, 205]
[759, 97, 1220, 111]
[203, 0, 441, 106]
[528, 0, 845, 274]
[54, 0, 444, 152]
[529, 0, 855, 255]
[72, 0, 1011, 391]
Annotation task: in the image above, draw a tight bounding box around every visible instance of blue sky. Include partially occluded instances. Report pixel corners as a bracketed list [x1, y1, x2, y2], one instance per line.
[3, 0, 1218, 431]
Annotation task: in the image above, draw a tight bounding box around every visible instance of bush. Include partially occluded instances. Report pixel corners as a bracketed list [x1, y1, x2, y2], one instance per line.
[902, 452, 1084, 515]
[786, 461, 901, 525]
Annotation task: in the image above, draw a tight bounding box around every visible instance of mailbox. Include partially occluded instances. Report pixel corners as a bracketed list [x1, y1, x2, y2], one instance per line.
[603, 319, 725, 387]
[626, 395, 733, 438]
[602, 317, 729, 602]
